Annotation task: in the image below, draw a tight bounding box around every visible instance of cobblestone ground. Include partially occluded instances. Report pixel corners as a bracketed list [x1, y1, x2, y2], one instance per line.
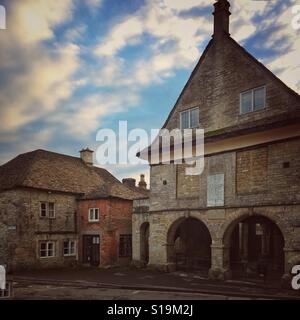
[12, 283, 258, 300]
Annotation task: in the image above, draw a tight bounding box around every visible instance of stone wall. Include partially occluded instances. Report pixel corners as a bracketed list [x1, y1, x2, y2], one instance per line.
[149, 138, 300, 212]
[133, 137, 300, 282]
[0, 188, 77, 271]
[165, 36, 300, 133]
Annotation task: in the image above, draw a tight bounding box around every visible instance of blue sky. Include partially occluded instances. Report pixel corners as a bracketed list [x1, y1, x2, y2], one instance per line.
[0, 0, 299, 184]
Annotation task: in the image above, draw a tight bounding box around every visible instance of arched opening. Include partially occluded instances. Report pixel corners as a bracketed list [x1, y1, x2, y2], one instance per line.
[140, 222, 149, 264]
[224, 215, 285, 281]
[167, 217, 212, 274]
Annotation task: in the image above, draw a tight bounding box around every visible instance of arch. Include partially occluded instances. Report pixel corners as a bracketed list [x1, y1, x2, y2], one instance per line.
[222, 214, 285, 280]
[140, 222, 150, 264]
[167, 217, 212, 273]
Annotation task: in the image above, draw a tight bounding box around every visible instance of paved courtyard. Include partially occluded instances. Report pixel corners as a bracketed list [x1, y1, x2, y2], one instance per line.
[13, 283, 254, 300]
[8, 267, 299, 300]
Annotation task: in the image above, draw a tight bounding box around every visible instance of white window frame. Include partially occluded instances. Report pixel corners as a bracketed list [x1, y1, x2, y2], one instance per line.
[180, 107, 199, 129]
[40, 202, 47, 218]
[88, 208, 100, 222]
[39, 241, 55, 258]
[240, 86, 266, 114]
[40, 202, 56, 219]
[63, 240, 77, 256]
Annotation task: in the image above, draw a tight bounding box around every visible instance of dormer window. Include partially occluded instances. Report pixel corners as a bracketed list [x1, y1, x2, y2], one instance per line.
[240, 86, 266, 114]
[180, 107, 199, 129]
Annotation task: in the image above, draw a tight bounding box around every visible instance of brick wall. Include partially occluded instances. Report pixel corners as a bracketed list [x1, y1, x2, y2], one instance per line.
[78, 198, 132, 267]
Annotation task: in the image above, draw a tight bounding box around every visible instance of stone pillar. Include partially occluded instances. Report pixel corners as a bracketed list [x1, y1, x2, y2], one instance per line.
[148, 224, 168, 271]
[209, 243, 231, 280]
[241, 222, 249, 263]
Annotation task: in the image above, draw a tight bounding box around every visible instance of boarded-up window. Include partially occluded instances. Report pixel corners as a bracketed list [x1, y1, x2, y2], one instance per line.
[177, 164, 200, 198]
[236, 147, 268, 194]
[207, 174, 224, 207]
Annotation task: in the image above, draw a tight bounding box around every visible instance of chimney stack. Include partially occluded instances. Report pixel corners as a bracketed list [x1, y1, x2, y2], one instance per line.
[80, 148, 94, 166]
[138, 174, 147, 189]
[213, 0, 231, 39]
[122, 178, 136, 188]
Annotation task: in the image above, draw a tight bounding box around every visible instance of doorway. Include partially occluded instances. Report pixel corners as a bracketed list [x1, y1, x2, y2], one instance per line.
[83, 235, 100, 266]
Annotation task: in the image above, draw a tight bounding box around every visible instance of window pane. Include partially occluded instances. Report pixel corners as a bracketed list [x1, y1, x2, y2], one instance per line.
[89, 209, 93, 221]
[40, 242, 47, 257]
[48, 202, 55, 218]
[254, 87, 265, 110]
[48, 243, 54, 257]
[190, 108, 199, 128]
[241, 91, 252, 114]
[95, 209, 99, 220]
[181, 111, 189, 129]
[40, 203, 47, 217]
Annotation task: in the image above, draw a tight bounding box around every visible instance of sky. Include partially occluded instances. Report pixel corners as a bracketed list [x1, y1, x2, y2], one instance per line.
[0, 0, 299, 185]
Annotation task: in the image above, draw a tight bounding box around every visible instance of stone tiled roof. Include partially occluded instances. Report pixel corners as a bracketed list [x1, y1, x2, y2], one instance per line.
[0, 149, 146, 200]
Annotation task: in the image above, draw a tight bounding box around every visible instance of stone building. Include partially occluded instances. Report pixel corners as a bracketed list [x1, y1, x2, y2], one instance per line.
[0, 148, 146, 271]
[133, 0, 300, 285]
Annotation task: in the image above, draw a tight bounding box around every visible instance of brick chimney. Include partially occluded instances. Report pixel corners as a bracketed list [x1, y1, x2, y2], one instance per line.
[122, 178, 136, 188]
[213, 0, 231, 39]
[80, 148, 94, 166]
[138, 174, 147, 189]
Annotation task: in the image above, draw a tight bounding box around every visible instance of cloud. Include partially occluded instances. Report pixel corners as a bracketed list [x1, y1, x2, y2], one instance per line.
[9, 0, 74, 44]
[48, 92, 140, 138]
[86, 0, 103, 10]
[0, 0, 80, 133]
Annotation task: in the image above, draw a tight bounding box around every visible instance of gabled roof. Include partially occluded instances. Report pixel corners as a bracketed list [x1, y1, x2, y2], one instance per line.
[0, 149, 146, 200]
[162, 34, 300, 131]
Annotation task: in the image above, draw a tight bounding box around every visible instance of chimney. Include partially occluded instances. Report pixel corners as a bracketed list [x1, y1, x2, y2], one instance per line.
[80, 148, 94, 166]
[138, 174, 147, 189]
[122, 178, 136, 188]
[213, 0, 231, 39]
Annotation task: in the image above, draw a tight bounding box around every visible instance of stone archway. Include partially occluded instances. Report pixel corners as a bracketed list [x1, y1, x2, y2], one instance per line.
[223, 215, 285, 280]
[140, 222, 150, 265]
[167, 217, 212, 274]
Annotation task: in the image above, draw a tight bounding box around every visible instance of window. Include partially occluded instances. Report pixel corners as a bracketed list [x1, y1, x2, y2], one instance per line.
[119, 234, 132, 257]
[40, 241, 55, 258]
[240, 86, 266, 114]
[207, 174, 224, 207]
[40, 202, 47, 218]
[40, 202, 55, 219]
[63, 240, 76, 256]
[88, 208, 100, 222]
[180, 107, 199, 129]
[48, 202, 55, 218]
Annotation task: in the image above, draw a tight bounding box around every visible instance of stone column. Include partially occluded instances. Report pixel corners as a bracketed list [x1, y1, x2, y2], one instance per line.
[209, 243, 231, 280]
[241, 222, 249, 263]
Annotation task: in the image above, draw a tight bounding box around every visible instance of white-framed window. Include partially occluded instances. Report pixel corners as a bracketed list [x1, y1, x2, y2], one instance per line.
[180, 107, 199, 129]
[40, 202, 47, 218]
[88, 208, 100, 222]
[40, 241, 55, 258]
[240, 86, 266, 114]
[63, 240, 76, 256]
[207, 173, 225, 207]
[40, 202, 56, 219]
